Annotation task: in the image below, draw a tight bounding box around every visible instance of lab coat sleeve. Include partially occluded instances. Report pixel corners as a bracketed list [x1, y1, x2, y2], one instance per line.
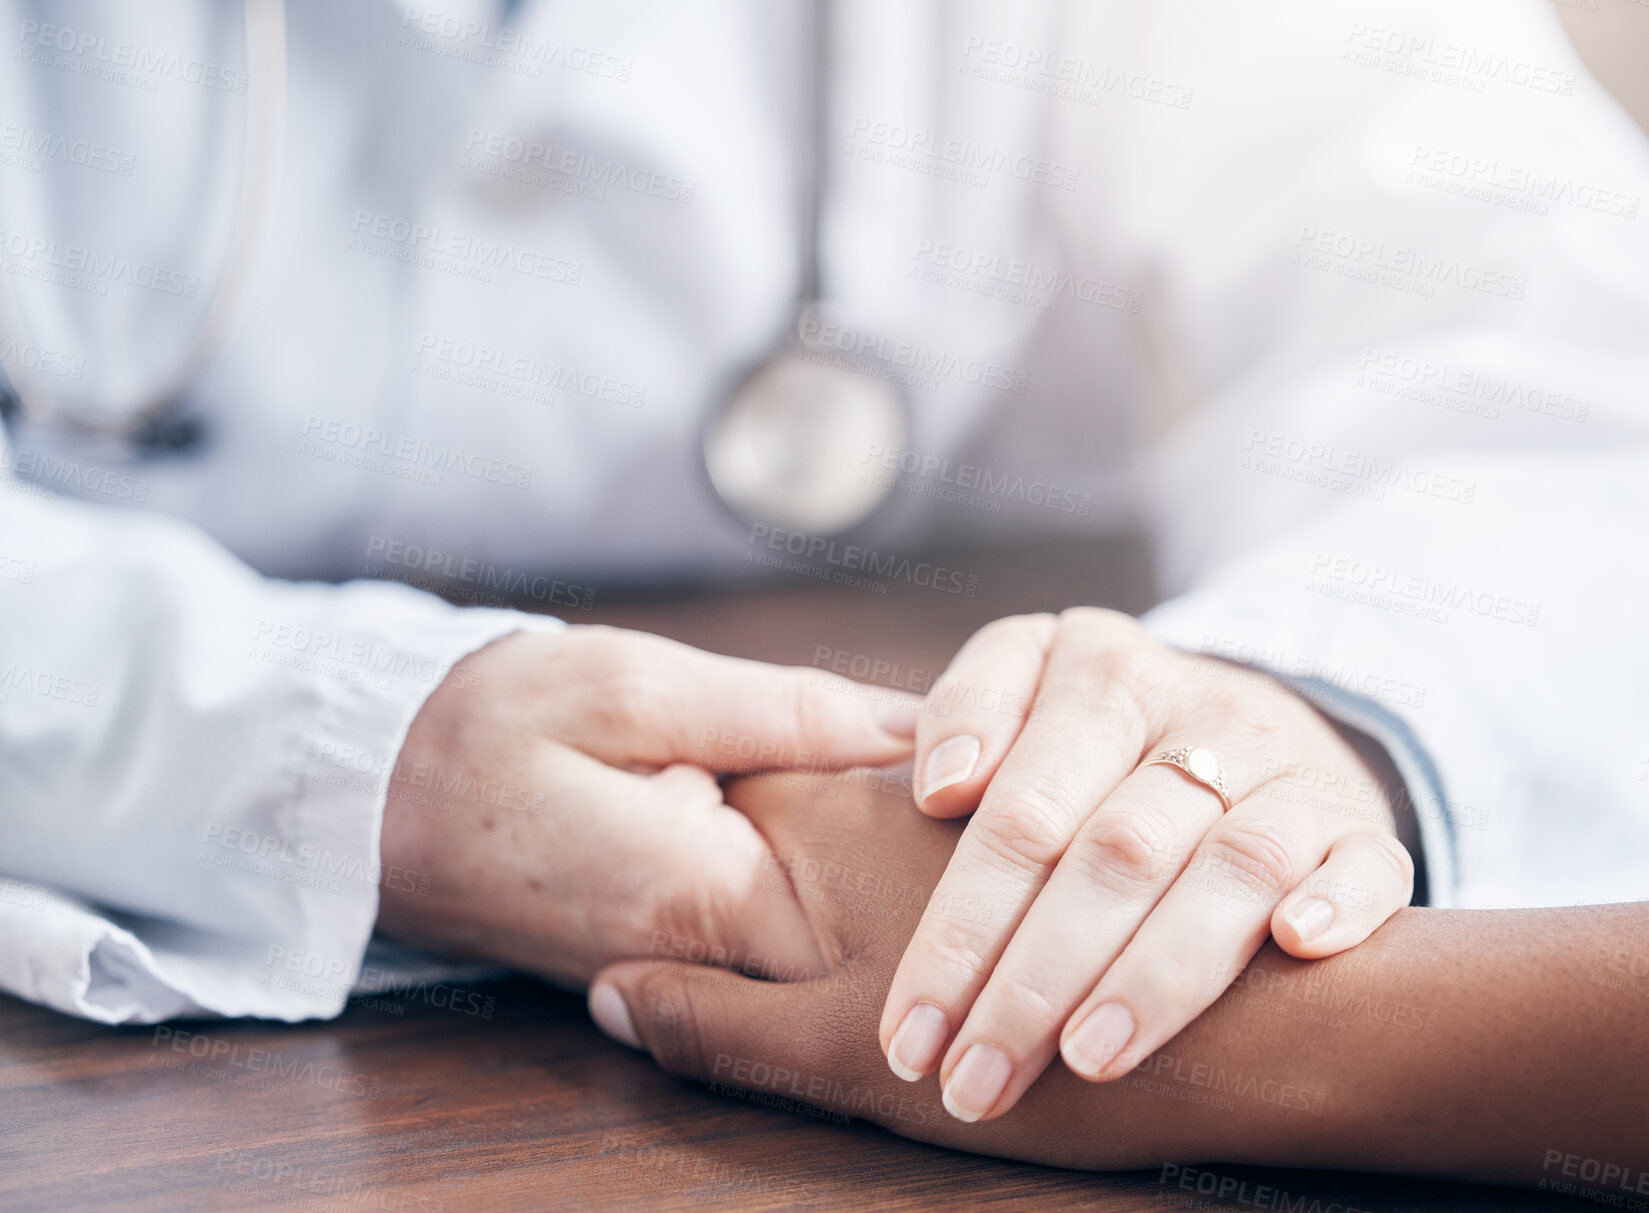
[1058, 0, 1649, 908]
[0, 479, 562, 1023]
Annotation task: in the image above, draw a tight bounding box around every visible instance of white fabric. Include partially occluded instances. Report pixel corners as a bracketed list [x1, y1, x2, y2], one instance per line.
[0, 485, 556, 1021]
[2, 0, 1646, 1020]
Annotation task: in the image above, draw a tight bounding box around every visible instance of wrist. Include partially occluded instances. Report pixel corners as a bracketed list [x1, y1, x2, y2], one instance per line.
[375, 632, 526, 945]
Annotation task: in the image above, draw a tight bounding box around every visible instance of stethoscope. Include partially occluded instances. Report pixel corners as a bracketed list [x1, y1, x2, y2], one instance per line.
[0, 0, 287, 453]
[698, 0, 909, 536]
[0, 0, 909, 534]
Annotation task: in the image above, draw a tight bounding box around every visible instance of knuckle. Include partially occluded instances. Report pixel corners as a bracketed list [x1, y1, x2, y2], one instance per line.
[1205, 686, 1299, 754]
[1049, 615, 1162, 740]
[1058, 605, 1136, 637]
[778, 668, 827, 744]
[592, 660, 661, 736]
[934, 615, 1057, 721]
[926, 670, 972, 712]
[985, 969, 1062, 1027]
[1092, 676, 1152, 751]
[582, 625, 658, 678]
[1056, 652, 1153, 749]
[977, 612, 1058, 646]
[1069, 809, 1173, 896]
[918, 915, 997, 989]
[1204, 675, 1261, 722]
[1223, 718, 1293, 778]
[1353, 831, 1416, 890]
[976, 773, 1085, 870]
[635, 971, 710, 1079]
[568, 622, 625, 652]
[1198, 818, 1300, 900]
[1089, 638, 1158, 709]
[1089, 634, 1149, 681]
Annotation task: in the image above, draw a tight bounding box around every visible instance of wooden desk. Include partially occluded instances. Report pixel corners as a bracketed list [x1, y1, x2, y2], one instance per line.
[0, 539, 1589, 1211]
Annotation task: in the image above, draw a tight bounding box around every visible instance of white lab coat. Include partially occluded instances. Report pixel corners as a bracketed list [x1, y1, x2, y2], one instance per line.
[1, 0, 1646, 1023]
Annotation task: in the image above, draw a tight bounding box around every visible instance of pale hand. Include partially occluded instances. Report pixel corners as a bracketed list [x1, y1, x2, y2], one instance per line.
[883, 608, 1414, 1121]
[375, 625, 920, 985]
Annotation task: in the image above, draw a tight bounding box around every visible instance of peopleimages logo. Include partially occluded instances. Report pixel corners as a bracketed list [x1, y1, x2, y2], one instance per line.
[399, 7, 632, 82]
[462, 129, 696, 203]
[959, 36, 1195, 110]
[796, 316, 1029, 395]
[911, 238, 1142, 313]
[1159, 1165, 1375, 1213]
[1307, 552, 1540, 627]
[746, 524, 979, 597]
[1406, 146, 1639, 219]
[364, 535, 596, 610]
[847, 116, 1080, 190]
[0, 228, 199, 298]
[299, 415, 533, 490]
[4, 446, 149, 502]
[0, 664, 100, 707]
[0, 123, 135, 174]
[0, 338, 86, 381]
[349, 210, 583, 283]
[15, 19, 249, 93]
[863, 442, 1092, 516]
[199, 822, 428, 895]
[414, 333, 645, 409]
[251, 617, 485, 691]
[1539, 1150, 1649, 1202]
[150, 1028, 381, 1099]
[1356, 347, 1591, 424]
[1342, 23, 1577, 96]
[1243, 428, 1478, 504]
[1293, 226, 1526, 300]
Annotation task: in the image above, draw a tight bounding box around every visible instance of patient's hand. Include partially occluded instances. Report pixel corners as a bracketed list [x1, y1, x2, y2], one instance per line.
[589, 770, 1649, 1182]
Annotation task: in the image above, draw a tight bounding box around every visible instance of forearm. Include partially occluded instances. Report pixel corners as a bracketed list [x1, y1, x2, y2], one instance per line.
[1090, 904, 1649, 1185]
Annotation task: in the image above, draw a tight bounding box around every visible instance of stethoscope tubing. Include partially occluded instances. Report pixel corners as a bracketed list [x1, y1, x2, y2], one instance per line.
[0, 0, 287, 445]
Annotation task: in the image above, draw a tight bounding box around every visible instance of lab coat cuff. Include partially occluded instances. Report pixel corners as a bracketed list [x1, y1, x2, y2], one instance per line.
[1141, 598, 1458, 909]
[245, 601, 564, 1022]
[0, 885, 207, 1024]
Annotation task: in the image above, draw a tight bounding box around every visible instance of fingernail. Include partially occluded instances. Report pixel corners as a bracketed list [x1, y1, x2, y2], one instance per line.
[1065, 1002, 1135, 1078]
[920, 734, 980, 801]
[877, 700, 921, 741]
[1285, 896, 1335, 942]
[941, 1042, 1013, 1123]
[589, 981, 642, 1050]
[887, 1002, 948, 1082]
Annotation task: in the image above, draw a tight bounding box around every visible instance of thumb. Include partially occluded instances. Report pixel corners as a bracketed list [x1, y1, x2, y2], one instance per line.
[588, 959, 823, 1090]
[589, 960, 953, 1136]
[633, 763, 833, 981]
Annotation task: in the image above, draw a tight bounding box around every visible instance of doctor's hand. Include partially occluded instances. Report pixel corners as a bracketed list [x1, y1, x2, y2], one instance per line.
[880, 608, 1413, 1121]
[373, 625, 920, 987]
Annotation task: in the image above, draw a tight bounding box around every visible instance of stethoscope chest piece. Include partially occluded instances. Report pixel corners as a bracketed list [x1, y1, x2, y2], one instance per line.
[703, 346, 908, 537]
